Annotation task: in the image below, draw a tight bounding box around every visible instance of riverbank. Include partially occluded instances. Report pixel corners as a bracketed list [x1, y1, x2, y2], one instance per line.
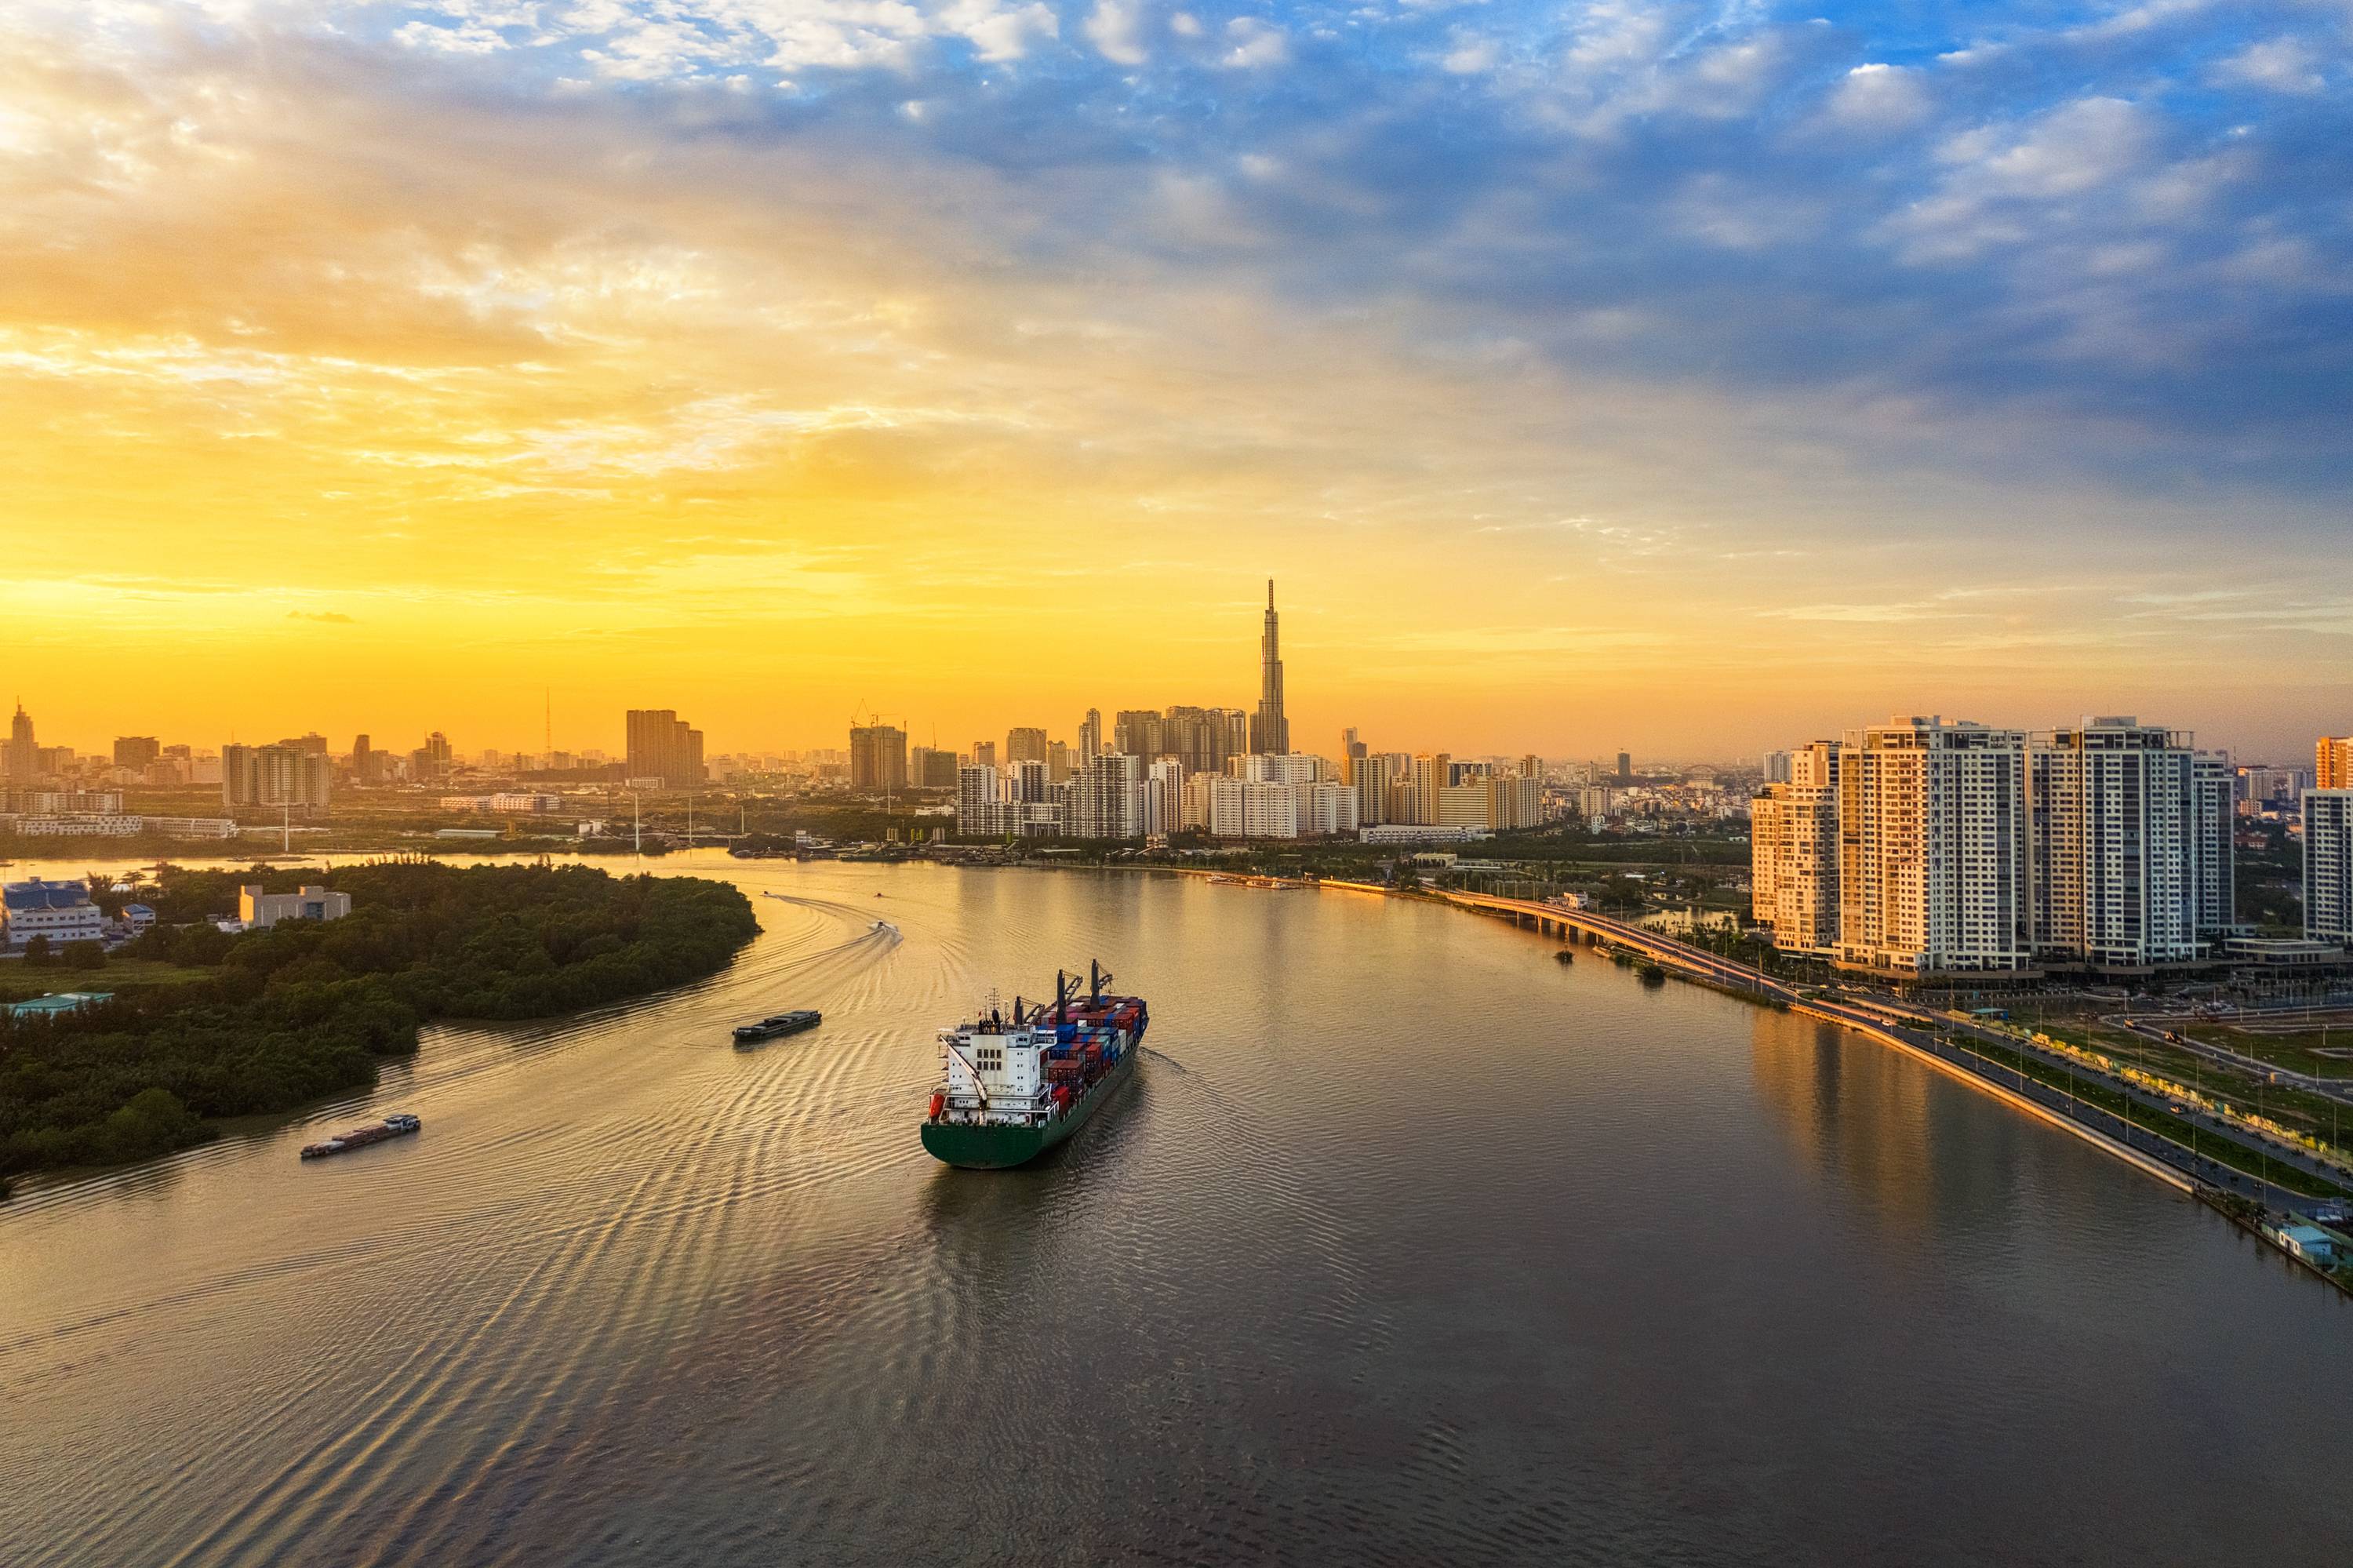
[1300, 875, 2353, 1297]
[0, 862, 758, 1183]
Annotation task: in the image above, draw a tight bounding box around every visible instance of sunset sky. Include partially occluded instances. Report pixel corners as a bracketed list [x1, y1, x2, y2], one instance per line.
[5, 0, 2348, 761]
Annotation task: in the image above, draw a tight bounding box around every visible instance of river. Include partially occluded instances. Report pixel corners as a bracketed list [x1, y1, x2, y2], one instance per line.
[0, 853, 2344, 1565]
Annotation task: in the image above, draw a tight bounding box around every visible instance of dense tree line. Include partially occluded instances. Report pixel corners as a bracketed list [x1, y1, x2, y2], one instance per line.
[0, 863, 757, 1179]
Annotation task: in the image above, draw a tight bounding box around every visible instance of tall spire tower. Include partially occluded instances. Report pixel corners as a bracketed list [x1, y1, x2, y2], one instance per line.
[1249, 580, 1289, 756]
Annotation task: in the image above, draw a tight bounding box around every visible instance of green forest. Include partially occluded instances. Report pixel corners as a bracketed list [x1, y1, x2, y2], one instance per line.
[0, 862, 757, 1181]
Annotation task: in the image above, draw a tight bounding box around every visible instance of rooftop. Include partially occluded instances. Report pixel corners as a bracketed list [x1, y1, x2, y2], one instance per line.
[4, 991, 114, 1017]
[2, 879, 95, 912]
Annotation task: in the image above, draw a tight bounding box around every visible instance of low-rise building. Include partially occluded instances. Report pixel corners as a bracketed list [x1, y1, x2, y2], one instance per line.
[147, 817, 240, 839]
[2278, 1225, 2339, 1267]
[1358, 824, 1492, 845]
[3, 991, 115, 1018]
[2, 814, 145, 837]
[238, 884, 353, 929]
[2, 879, 106, 949]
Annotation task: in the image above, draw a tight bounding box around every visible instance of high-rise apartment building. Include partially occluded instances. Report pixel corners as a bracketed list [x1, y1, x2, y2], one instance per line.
[2307, 790, 2353, 945]
[2029, 719, 2200, 968]
[1113, 710, 1164, 760]
[970, 740, 997, 770]
[1406, 752, 1451, 827]
[1761, 722, 2235, 972]
[2191, 753, 2235, 937]
[1246, 752, 1322, 786]
[222, 743, 334, 815]
[911, 745, 960, 788]
[849, 724, 907, 792]
[1616, 751, 1631, 783]
[2318, 737, 2353, 791]
[627, 711, 704, 788]
[1751, 741, 1842, 954]
[1068, 753, 1144, 839]
[1248, 580, 1289, 756]
[1078, 709, 1103, 762]
[1161, 705, 1245, 775]
[411, 730, 453, 782]
[1144, 759, 1184, 837]
[1351, 755, 1391, 826]
[114, 737, 161, 770]
[1835, 716, 2031, 976]
[1006, 727, 1049, 766]
[957, 764, 1002, 836]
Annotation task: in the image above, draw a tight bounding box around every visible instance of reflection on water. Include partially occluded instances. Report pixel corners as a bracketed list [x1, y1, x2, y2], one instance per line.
[1, 854, 2345, 1566]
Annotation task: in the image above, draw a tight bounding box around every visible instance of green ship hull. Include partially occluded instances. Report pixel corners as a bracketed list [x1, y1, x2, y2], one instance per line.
[921, 1046, 1138, 1169]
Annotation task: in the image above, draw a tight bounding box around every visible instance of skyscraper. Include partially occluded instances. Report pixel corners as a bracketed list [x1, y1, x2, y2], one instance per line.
[1006, 727, 1049, 766]
[1248, 580, 1288, 756]
[2319, 735, 2353, 791]
[849, 724, 908, 791]
[114, 736, 161, 770]
[5, 703, 36, 781]
[1078, 708, 1103, 762]
[911, 745, 959, 788]
[222, 743, 334, 815]
[1113, 709, 1164, 759]
[626, 710, 704, 788]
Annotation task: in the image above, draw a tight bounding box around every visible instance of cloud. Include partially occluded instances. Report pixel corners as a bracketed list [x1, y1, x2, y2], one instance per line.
[2209, 38, 2325, 94]
[2, 0, 2351, 761]
[1826, 63, 1929, 131]
[1084, 0, 1148, 64]
[1220, 17, 1288, 69]
[1439, 31, 1497, 76]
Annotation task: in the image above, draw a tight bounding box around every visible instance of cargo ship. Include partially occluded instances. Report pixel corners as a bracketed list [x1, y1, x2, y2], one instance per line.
[921, 962, 1146, 1169]
[734, 1010, 821, 1046]
[300, 1112, 420, 1160]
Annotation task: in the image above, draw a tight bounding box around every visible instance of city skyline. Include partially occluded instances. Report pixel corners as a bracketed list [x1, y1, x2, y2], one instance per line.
[4, 575, 2346, 766]
[6, 4, 2350, 761]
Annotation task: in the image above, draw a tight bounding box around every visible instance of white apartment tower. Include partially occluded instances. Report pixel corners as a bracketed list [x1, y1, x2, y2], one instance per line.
[2028, 719, 2202, 967]
[1835, 717, 2032, 976]
[2306, 790, 2353, 945]
[2191, 752, 2236, 939]
[1068, 753, 1144, 839]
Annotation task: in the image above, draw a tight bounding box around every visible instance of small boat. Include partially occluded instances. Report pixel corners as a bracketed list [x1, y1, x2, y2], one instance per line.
[734, 1010, 821, 1046]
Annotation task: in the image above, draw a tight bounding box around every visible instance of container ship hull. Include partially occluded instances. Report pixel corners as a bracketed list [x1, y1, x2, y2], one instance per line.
[922, 962, 1145, 1170]
[921, 1045, 1136, 1169]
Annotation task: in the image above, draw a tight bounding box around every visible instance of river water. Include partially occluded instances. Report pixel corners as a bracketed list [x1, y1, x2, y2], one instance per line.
[0, 853, 2344, 1566]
